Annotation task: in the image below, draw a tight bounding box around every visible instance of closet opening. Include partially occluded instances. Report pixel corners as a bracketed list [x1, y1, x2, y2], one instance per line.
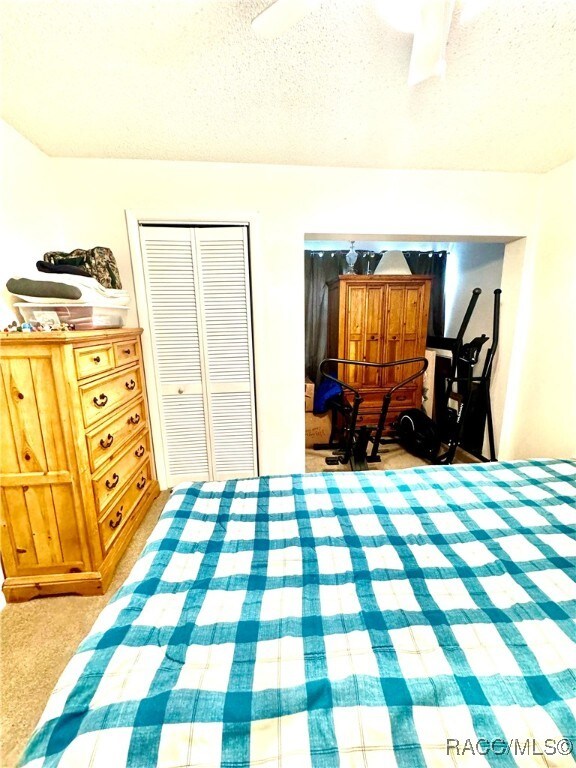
[303, 235, 515, 472]
[127, 216, 258, 489]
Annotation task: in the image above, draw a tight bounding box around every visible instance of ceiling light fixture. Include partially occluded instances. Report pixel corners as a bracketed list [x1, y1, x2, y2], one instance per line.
[253, 0, 458, 84]
[408, 0, 456, 85]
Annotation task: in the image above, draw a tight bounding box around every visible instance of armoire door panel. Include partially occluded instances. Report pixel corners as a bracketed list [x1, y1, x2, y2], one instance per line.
[385, 286, 406, 339]
[403, 285, 423, 336]
[345, 286, 366, 340]
[364, 286, 384, 387]
[341, 340, 363, 387]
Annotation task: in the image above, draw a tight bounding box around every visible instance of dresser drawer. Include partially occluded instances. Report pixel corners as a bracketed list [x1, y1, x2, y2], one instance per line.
[80, 364, 142, 428]
[113, 338, 139, 368]
[86, 397, 147, 472]
[99, 460, 153, 554]
[74, 344, 114, 380]
[93, 430, 151, 512]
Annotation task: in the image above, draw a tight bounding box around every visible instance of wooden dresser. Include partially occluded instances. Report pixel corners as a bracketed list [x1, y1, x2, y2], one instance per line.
[327, 275, 432, 431]
[0, 328, 160, 602]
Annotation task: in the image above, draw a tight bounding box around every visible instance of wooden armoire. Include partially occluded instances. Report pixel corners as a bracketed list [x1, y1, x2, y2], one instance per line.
[327, 275, 432, 430]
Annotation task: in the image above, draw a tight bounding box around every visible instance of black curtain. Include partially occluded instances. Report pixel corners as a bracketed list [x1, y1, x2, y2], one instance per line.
[304, 253, 339, 380]
[404, 250, 447, 337]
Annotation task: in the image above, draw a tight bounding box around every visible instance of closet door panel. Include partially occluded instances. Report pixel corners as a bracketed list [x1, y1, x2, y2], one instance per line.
[139, 226, 210, 484]
[195, 228, 257, 479]
[162, 393, 209, 484]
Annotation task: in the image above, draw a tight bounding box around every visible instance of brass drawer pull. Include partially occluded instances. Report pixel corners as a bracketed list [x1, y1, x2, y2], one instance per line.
[136, 476, 147, 490]
[109, 507, 123, 529]
[135, 445, 145, 458]
[125, 379, 136, 391]
[93, 355, 101, 363]
[93, 393, 108, 408]
[129, 414, 140, 425]
[105, 473, 120, 489]
[100, 433, 114, 449]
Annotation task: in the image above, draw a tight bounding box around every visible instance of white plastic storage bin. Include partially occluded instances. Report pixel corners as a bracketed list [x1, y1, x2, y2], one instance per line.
[15, 303, 128, 329]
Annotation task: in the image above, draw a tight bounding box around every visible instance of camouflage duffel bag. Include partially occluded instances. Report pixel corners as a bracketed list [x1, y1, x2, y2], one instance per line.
[43, 247, 122, 290]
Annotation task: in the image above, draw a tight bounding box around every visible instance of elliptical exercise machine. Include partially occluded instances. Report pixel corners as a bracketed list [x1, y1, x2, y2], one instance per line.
[395, 287, 502, 464]
[312, 356, 428, 471]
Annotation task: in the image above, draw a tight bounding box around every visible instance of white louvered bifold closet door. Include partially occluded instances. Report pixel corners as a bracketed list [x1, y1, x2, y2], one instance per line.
[139, 225, 257, 486]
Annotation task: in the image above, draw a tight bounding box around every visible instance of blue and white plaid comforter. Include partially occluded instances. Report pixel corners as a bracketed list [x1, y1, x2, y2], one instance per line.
[21, 460, 576, 767]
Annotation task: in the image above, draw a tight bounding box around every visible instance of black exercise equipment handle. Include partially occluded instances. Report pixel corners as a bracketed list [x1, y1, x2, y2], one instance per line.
[318, 356, 428, 397]
[440, 287, 482, 416]
[481, 288, 501, 380]
[455, 287, 482, 349]
[318, 356, 428, 464]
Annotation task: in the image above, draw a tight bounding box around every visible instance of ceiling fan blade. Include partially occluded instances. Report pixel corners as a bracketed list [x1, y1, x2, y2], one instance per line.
[251, 0, 320, 38]
[408, 0, 456, 85]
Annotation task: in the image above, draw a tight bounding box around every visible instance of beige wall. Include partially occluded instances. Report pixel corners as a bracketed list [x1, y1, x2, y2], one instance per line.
[2, 119, 573, 478]
[503, 160, 576, 458]
[0, 122, 65, 327]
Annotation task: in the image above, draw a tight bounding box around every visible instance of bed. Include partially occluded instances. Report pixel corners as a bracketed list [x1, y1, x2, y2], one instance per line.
[21, 459, 576, 767]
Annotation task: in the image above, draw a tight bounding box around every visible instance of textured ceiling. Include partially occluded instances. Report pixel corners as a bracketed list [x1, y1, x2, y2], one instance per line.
[1, 0, 575, 171]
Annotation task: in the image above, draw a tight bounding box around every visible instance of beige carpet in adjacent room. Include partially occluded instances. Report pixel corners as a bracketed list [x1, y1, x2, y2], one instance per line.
[305, 444, 428, 472]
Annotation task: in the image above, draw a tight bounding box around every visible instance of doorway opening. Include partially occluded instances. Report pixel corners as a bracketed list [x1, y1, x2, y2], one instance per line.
[303, 235, 512, 473]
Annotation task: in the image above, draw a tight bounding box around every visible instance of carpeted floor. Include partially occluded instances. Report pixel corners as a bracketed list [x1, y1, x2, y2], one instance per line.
[304, 444, 428, 472]
[0, 446, 461, 766]
[0, 491, 170, 768]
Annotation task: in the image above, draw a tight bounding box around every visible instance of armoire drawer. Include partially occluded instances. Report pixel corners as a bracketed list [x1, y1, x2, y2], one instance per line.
[93, 430, 151, 512]
[80, 364, 142, 427]
[74, 344, 114, 380]
[113, 339, 139, 368]
[99, 460, 153, 554]
[86, 397, 147, 472]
